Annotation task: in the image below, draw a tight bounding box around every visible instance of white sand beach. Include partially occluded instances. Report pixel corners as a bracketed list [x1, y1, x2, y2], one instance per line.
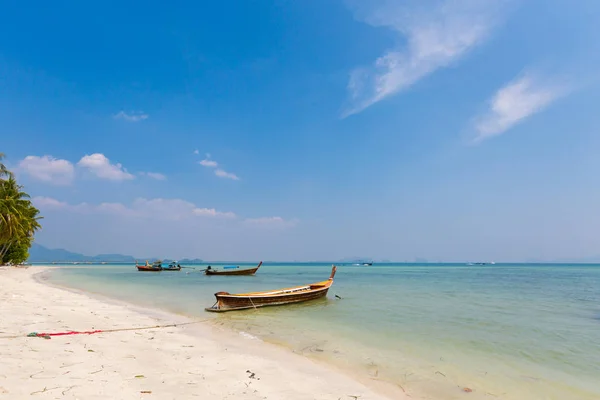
[0, 266, 405, 400]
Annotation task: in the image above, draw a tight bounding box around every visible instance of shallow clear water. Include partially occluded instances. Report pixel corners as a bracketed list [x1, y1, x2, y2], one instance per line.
[44, 263, 600, 399]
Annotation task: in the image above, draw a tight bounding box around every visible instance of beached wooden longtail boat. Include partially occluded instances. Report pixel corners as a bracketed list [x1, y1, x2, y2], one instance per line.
[135, 260, 162, 272]
[205, 265, 337, 312]
[204, 261, 262, 276]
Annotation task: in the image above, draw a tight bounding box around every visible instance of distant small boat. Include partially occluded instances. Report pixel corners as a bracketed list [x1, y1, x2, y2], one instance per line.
[362, 262, 373, 266]
[163, 262, 182, 271]
[205, 261, 262, 276]
[205, 265, 337, 312]
[136, 260, 162, 272]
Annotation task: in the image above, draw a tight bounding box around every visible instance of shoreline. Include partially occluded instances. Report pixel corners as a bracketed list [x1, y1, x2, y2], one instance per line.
[0, 266, 407, 399]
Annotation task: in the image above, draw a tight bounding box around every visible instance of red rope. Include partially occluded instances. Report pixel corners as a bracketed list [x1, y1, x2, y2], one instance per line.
[33, 330, 103, 337]
[16, 320, 209, 340]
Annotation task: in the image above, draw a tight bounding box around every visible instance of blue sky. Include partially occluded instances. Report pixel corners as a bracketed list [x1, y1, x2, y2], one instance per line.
[2, 0, 600, 261]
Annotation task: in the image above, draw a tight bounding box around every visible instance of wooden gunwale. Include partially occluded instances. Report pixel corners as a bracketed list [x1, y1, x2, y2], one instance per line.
[224, 279, 331, 297]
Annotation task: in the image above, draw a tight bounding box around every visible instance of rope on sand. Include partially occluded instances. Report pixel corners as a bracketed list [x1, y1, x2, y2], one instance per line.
[0, 320, 209, 340]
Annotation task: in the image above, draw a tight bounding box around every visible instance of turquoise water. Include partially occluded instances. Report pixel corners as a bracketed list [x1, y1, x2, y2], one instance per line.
[44, 263, 600, 399]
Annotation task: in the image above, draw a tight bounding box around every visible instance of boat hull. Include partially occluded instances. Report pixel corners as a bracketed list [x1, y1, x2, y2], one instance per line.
[136, 266, 162, 272]
[205, 287, 330, 312]
[163, 267, 181, 271]
[205, 267, 259, 276]
[205, 262, 262, 276]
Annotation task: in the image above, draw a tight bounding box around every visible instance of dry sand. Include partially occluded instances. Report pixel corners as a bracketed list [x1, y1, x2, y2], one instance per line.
[0, 266, 405, 399]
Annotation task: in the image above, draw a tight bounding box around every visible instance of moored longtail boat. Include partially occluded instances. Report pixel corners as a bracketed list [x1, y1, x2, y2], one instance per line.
[205, 265, 337, 312]
[136, 260, 162, 272]
[205, 261, 262, 276]
[163, 262, 182, 271]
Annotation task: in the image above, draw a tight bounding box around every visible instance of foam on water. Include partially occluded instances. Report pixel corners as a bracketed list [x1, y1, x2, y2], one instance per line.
[45, 263, 600, 399]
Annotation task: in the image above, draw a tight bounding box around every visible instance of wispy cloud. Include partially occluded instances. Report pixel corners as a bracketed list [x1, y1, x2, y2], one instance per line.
[33, 197, 237, 221]
[193, 149, 200, 155]
[198, 154, 240, 180]
[473, 74, 569, 142]
[77, 153, 135, 181]
[199, 159, 218, 168]
[113, 111, 149, 122]
[32, 196, 70, 208]
[214, 169, 240, 180]
[33, 197, 298, 228]
[343, 0, 507, 117]
[140, 172, 167, 181]
[32, 196, 91, 213]
[17, 155, 75, 185]
[193, 207, 236, 218]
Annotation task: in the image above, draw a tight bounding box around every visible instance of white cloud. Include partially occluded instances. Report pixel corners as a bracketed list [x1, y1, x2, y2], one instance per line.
[113, 111, 149, 122]
[17, 155, 75, 185]
[32, 196, 69, 208]
[132, 198, 201, 220]
[34, 196, 237, 220]
[199, 155, 240, 180]
[77, 153, 135, 181]
[343, 0, 506, 117]
[193, 149, 200, 155]
[473, 74, 568, 142]
[214, 169, 240, 180]
[193, 208, 236, 218]
[199, 159, 218, 168]
[34, 196, 299, 228]
[140, 172, 167, 180]
[32, 196, 91, 213]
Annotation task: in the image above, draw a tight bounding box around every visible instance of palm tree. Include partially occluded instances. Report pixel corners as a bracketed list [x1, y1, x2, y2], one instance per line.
[0, 176, 42, 263]
[0, 153, 42, 264]
[0, 152, 11, 179]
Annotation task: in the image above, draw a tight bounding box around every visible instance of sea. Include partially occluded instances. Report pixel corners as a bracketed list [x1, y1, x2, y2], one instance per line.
[41, 263, 600, 400]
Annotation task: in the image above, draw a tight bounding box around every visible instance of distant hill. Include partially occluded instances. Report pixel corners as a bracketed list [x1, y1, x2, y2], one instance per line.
[177, 258, 204, 264]
[28, 243, 136, 263]
[90, 253, 136, 263]
[28, 243, 86, 262]
[27, 243, 204, 264]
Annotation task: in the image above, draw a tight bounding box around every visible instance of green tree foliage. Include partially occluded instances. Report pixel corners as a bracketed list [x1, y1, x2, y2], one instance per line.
[0, 153, 42, 265]
[0, 152, 11, 179]
[3, 237, 32, 264]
